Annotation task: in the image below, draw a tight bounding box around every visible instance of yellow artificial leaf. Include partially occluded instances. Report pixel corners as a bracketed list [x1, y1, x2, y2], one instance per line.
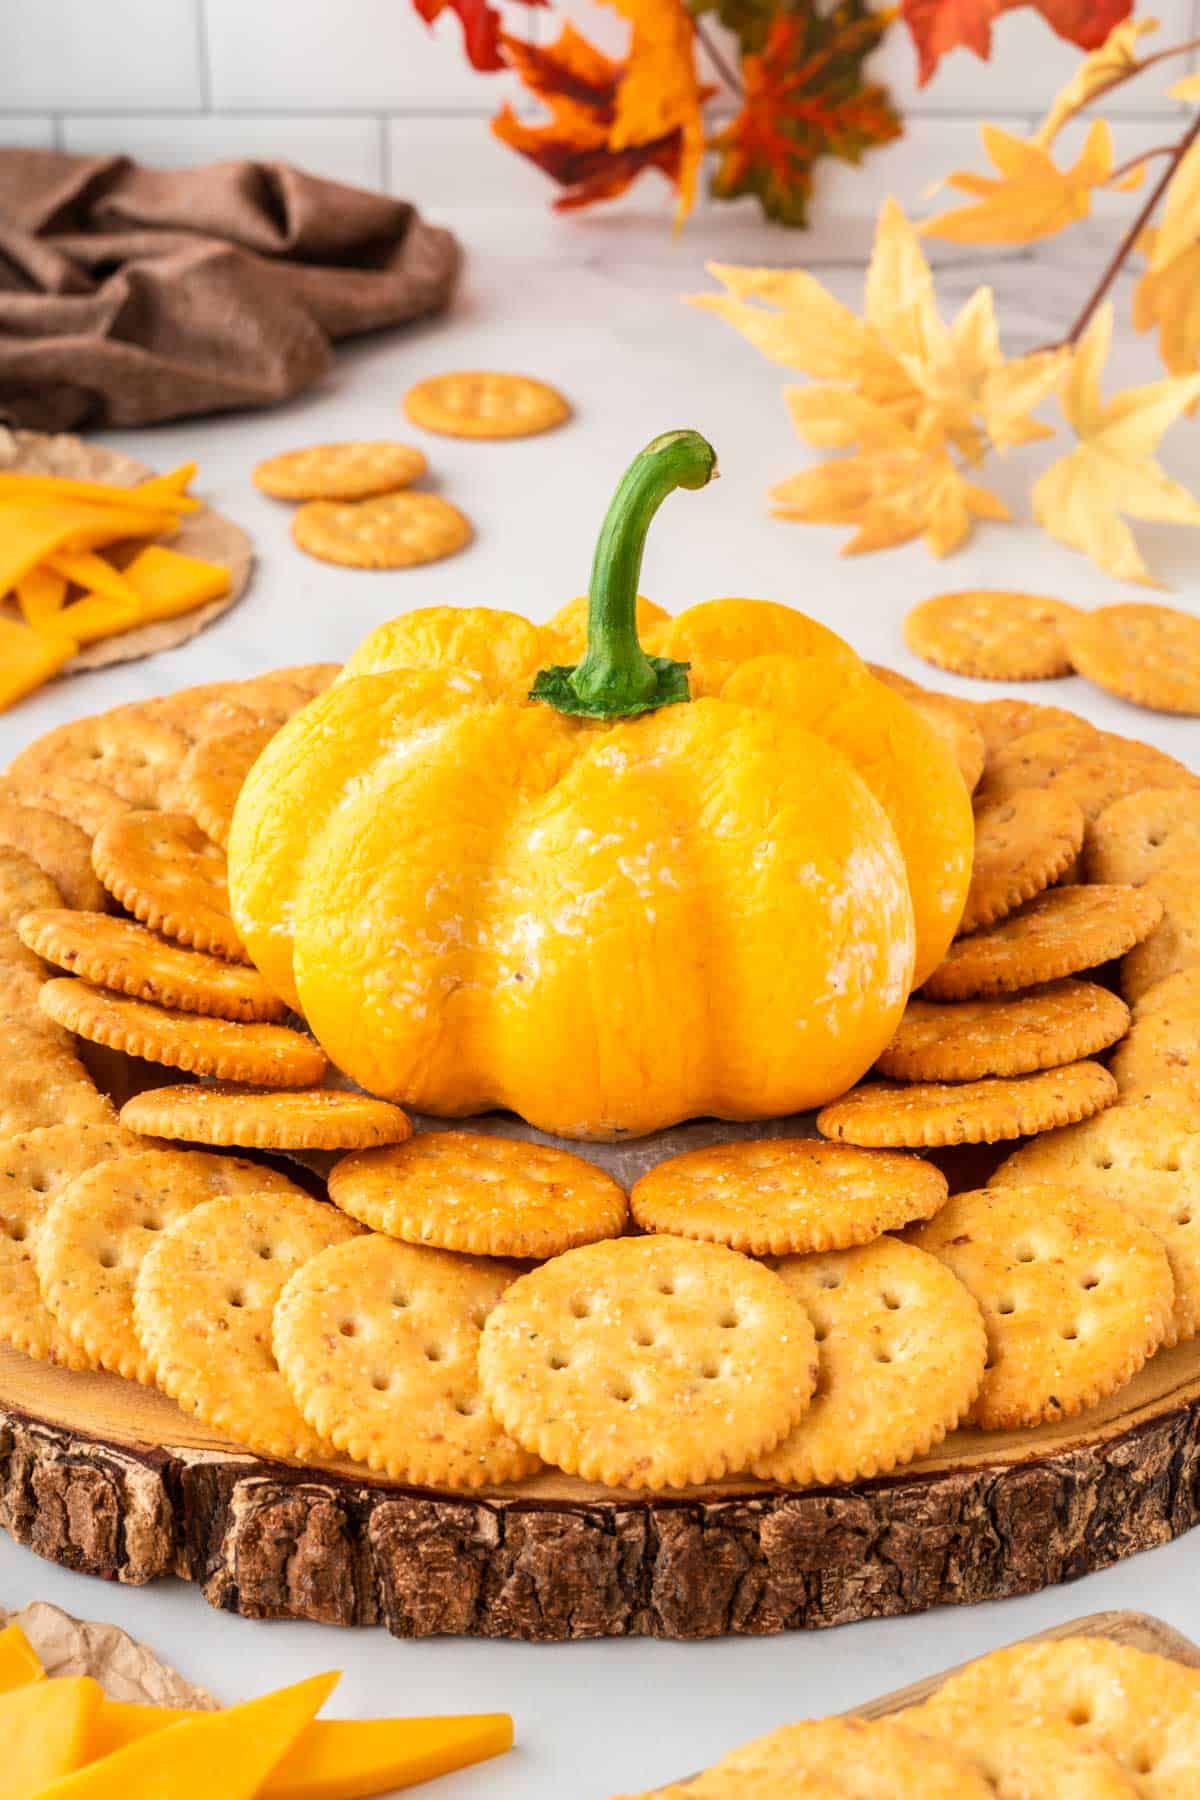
[770, 423, 1009, 558]
[1034, 17, 1159, 147]
[922, 119, 1114, 244]
[1170, 73, 1200, 102]
[1134, 227, 1200, 380]
[1032, 305, 1200, 584]
[1149, 136, 1200, 274]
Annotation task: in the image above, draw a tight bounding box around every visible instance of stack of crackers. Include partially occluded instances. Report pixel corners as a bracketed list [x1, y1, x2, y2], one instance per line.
[617, 1635, 1200, 1797]
[0, 657, 1197, 1500]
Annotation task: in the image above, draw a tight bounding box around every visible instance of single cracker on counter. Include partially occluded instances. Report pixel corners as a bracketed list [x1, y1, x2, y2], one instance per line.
[19, 910, 286, 1021]
[1061, 601, 1200, 717]
[1122, 857, 1200, 1001]
[979, 725, 1197, 823]
[629, 1138, 948, 1256]
[922, 885, 1163, 1000]
[680, 1717, 995, 1800]
[925, 1636, 1200, 1798]
[0, 1017, 117, 1137]
[5, 708, 188, 811]
[989, 1091, 1200, 1344]
[273, 1234, 540, 1487]
[38, 978, 327, 1087]
[120, 1082, 413, 1151]
[876, 982, 1130, 1083]
[328, 1131, 627, 1259]
[253, 442, 427, 501]
[0, 1121, 144, 1368]
[478, 1235, 819, 1490]
[0, 803, 105, 912]
[403, 371, 570, 440]
[903, 590, 1078, 681]
[1087, 787, 1200, 886]
[752, 1237, 986, 1486]
[37, 1148, 305, 1383]
[910, 1184, 1174, 1430]
[133, 1190, 359, 1463]
[903, 1706, 1142, 1800]
[91, 809, 248, 962]
[292, 492, 472, 570]
[961, 789, 1085, 934]
[1111, 967, 1200, 1095]
[173, 723, 275, 848]
[818, 1061, 1117, 1149]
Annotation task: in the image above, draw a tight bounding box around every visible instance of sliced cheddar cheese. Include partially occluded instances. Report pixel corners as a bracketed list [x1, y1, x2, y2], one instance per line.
[0, 503, 177, 596]
[46, 551, 140, 607]
[88, 1703, 514, 1799]
[0, 1622, 43, 1695]
[0, 465, 199, 516]
[38, 1671, 339, 1800]
[119, 544, 231, 624]
[0, 618, 77, 711]
[34, 592, 142, 647]
[13, 563, 68, 627]
[0, 1673, 102, 1796]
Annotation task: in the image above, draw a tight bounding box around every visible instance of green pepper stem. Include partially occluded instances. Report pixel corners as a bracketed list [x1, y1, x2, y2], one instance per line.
[529, 430, 718, 721]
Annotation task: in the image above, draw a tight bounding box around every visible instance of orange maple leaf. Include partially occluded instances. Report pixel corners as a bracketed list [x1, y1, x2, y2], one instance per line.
[493, 0, 710, 225]
[902, 0, 1133, 86]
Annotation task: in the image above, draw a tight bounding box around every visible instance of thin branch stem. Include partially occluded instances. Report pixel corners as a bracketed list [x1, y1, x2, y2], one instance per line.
[1062, 109, 1200, 347]
[1044, 35, 1200, 136]
[1108, 145, 1178, 183]
[693, 19, 743, 98]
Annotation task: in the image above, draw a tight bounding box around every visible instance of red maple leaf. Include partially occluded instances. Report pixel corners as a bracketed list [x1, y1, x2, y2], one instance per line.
[411, 0, 544, 74]
[903, 0, 1134, 86]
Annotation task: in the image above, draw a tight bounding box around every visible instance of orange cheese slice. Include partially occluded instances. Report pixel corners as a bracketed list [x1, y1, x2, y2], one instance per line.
[37, 1671, 339, 1799]
[14, 563, 69, 626]
[0, 466, 198, 516]
[89, 1701, 513, 1797]
[0, 1622, 43, 1695]
[0, 618, 77, 711]
[120, 544, 231, 624]
[46, 551, 140, 606]
[0, 503, 177, 597]
[33, 593, 142, 647]
[0, 1673, 102, 1795]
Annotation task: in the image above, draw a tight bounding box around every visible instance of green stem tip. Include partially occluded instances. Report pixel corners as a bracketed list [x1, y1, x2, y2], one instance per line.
[530, 429, 718, 721]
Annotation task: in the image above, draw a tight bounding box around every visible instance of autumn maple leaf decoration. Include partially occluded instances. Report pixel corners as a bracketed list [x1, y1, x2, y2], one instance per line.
[710, 3, 901, 227]
[413, 0, 543, 73]
[902, 0, 1134, 86]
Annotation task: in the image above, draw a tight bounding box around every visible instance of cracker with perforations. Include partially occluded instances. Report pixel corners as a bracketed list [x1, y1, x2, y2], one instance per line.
[683, 1717, 994, 1800]
[1122, 857, 1200, 1002]
[1087, 787, 1200, 886]
[961, 788, 1085, 934]
[0, 804, 104, 912]
[91, 809, 247, 961]
[923, 886, 1163, 1000]
[20, 910, 285, 1021]
[904, 1707, 1142, 1800]
[173, 723, 275, 848]
[273, 1234, 540, 1487]
[404, 371, 570, 440]
[1111, 968, 1200, 1096]
[817, 1061, 1116, 1149]
[904, 589, 1078, 681]
[478, 1235, 818, 1490]
[254, 441, 426, 501]
[120, 1083, 413, 1152]
[877, 982, 1130, 1083]
[0, 1017, 116, 1138]
[910, 1184, 1174, 1429]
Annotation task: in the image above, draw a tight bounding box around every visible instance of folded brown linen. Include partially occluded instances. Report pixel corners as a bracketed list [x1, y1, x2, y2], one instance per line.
[0, 150, 461, 431]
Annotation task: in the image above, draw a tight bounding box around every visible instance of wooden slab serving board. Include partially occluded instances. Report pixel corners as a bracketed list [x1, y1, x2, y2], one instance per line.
[3, 1326, 1200, 1642]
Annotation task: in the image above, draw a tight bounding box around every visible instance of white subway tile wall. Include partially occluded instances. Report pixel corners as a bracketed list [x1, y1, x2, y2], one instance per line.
[1, 0, 1198, 213]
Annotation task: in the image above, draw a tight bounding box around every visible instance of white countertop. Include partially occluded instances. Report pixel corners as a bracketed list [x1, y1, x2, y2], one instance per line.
[1, 205, 1198, 1799]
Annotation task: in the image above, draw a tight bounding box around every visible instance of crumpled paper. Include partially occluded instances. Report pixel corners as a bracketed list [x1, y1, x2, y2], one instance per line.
[0, 1599, 216, 1708]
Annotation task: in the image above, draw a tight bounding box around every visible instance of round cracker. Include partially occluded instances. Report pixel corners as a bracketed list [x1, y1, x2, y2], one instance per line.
[173, 723, 275, 848]
[478, 1235, 819, 1490]
[961, 788, 1086, 934]
[134, 1191, 359, 1462]
[254, 441, 426, 501]
[39, 978, 326, 1087]
[292, 492, 472, 570]
[979, 725, 1197, 823]
[38, 1148, 305, 1383]
[0, 772, 130, 840]
[0, 1121, 145, 1369]
[1087, 786, 1200, 887]
[752, 1237, 986, 1485]
[971, 697, 1086, 758]
[904, 589, 1078, 681]
[6, 708, 189, 811]
[989, 1090, 1200, 1344]
[910, 1184, 1174, 1429]
[119, 1082, 412, 1151]
[19, 910, 286, 1021]
[692, 1716, 994, 1800]
[142, 680, 244, 742]
[1062, 601, 1200, 716]
[1112, 967, 1200, 1095]
[922, 885, 1164, 1000]
[629, 1139, 948, 1256]
[91, 809, 248, 962]
[906, 1706, 1145, 1800]
[877, 981, 1130, 1083]
[273, 1234, 540, 1487]
[817, 1061, 1117, 1149]
[912, 697, 986, 792]
[0, 804, 105, 912]
[1122, 856, 1200, 1001]
[0, 1016, 117, 1138]
[926, 1636, 1200, 1798]
[403, 371, 570, 440]
[328, 1131, 627, 1259]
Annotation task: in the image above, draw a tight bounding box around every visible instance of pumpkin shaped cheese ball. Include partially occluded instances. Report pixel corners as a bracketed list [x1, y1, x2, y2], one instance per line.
[228, 432, 972, 1140]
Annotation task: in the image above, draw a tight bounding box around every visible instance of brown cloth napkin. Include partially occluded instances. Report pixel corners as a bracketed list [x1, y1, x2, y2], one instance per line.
[0, 150, 461, 431]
